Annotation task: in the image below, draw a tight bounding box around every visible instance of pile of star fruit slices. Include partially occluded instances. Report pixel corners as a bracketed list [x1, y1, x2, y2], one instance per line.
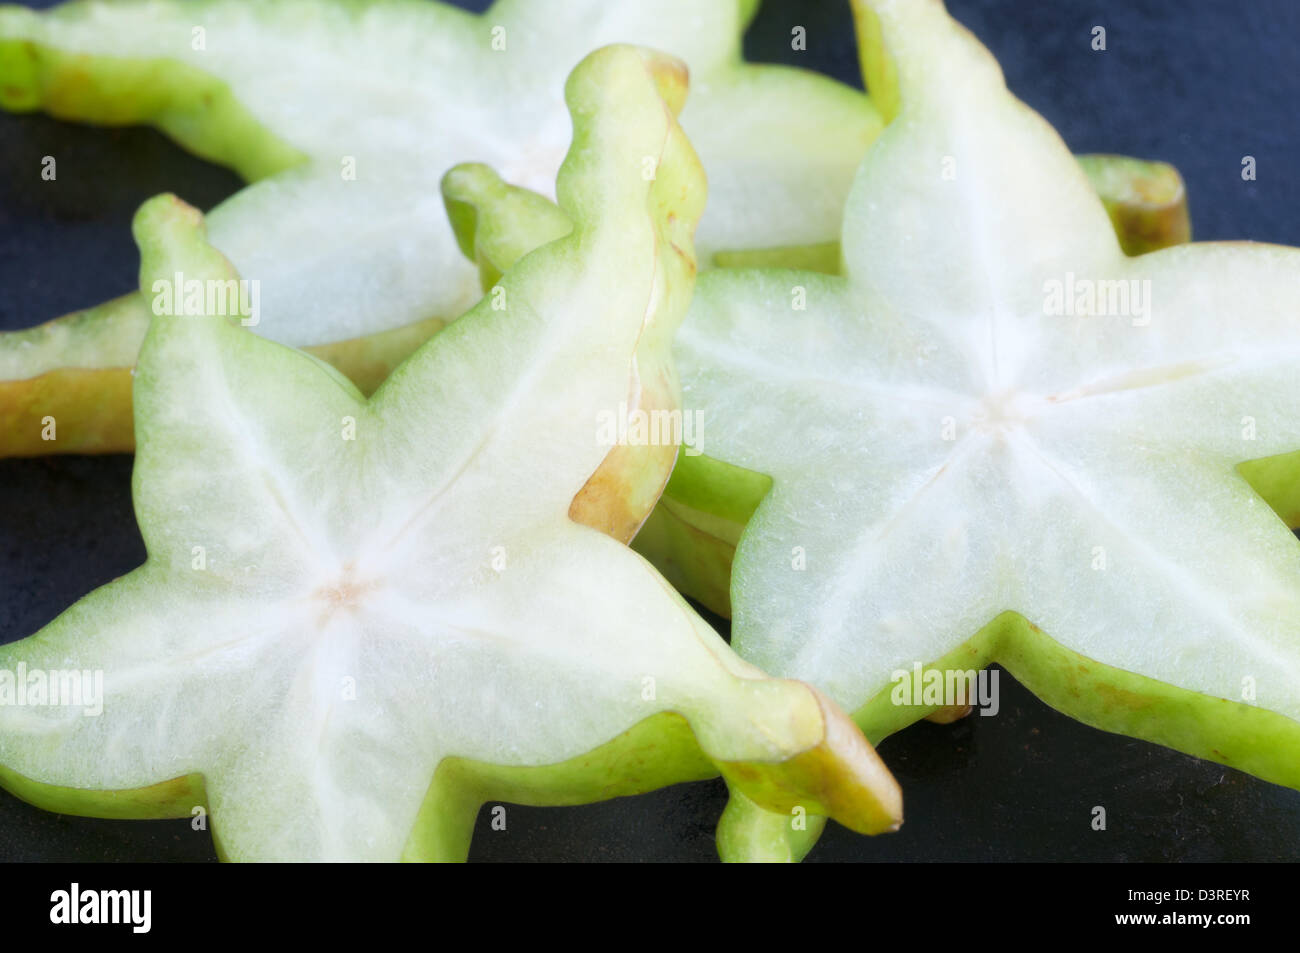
[0, 0, 1264, 864]
[0, 0, 1181, 459]
[628, 0, 1300, 861]
[0, 46, 907, 862]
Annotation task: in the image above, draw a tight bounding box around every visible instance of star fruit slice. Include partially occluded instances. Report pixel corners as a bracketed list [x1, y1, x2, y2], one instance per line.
[656, 0, 1300, 860]
[0, 0, 884, 456]
[637, 118, 1193, 613]
[636, 161, 1193, 618]
[0, 46, 901, 862]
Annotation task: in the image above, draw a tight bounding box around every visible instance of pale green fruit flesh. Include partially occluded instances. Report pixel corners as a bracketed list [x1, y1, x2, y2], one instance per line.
[634, 150, 1199, 618]
[0, 0, 882, 456]
[656, 0, 1300, 860]
[0, 47, 902, 862]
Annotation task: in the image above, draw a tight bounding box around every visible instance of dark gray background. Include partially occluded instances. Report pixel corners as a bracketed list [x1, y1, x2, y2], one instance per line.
[2, 0, 1299, 862]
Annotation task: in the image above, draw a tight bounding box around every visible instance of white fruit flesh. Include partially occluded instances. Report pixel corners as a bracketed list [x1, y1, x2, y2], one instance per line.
[676, 0, 1300, 726]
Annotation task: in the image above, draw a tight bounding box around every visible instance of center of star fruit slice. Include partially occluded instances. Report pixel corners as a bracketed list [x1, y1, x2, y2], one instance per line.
[0, 0, 884, 456]
[0, 45, 901, 862]
[640, 0, 1300, 861]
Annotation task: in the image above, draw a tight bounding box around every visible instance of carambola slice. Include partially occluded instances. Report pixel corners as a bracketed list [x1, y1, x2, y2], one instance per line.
[0, 46, 900, 862]
[659, 0, 1300, 859]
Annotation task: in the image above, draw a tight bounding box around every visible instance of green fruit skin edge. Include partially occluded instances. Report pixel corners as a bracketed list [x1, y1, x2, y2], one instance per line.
[0, 715, 706, 861]
[0, 34, 304, 181]
[712, 602, 1300, 861]
[1076, 153, 1192, 257]
[854, 611, 1300, 793]
[1, 706, 891, 862]
[403, 712, 716, 862]
[633, 453, 769, 616]
[0, 300, 447, 456]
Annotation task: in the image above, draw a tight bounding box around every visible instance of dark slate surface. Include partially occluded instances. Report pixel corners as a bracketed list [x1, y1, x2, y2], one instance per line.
[1, 0, 1298, 862]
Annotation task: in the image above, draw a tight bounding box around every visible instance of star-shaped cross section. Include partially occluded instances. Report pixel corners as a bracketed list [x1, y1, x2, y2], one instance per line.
[0, 46, 899, 861]
[666, 0, 1300, 857]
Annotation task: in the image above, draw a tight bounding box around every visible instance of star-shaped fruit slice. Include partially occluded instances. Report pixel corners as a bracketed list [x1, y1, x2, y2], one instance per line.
[651, 0, 1300, 860]
[0, 46, 901, 862]
[0, 0, 885, 456]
